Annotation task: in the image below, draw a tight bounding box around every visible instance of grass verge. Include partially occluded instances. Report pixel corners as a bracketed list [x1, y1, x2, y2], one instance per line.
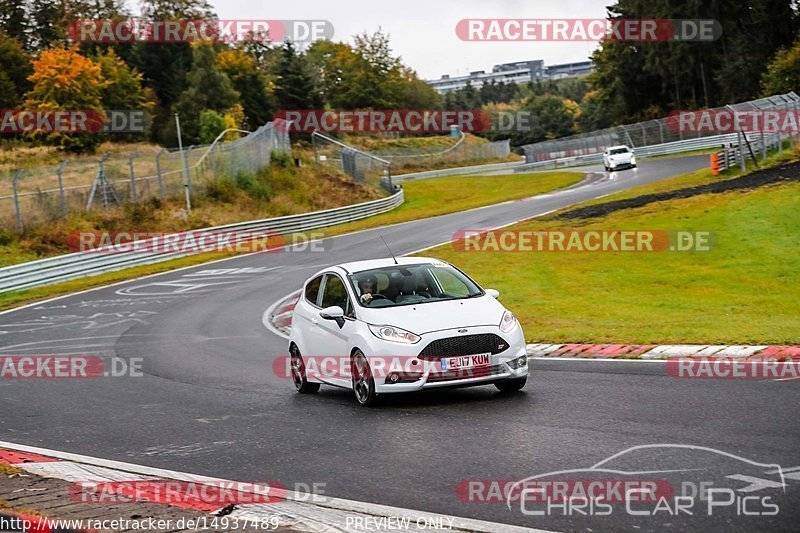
[421, 166, 800, 344]
[576, 146, 799, 209]
[319, 171, 583, 237]
[0, 171, 583, 312]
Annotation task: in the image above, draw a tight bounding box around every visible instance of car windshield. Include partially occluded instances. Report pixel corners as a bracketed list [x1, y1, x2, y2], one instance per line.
[349, 263, 483, 308]
[609, 147, 630, 155]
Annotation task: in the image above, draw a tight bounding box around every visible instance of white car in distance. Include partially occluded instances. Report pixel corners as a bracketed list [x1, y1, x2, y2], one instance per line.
[603, 145, 636, 171]
[288, 257, 528, 406]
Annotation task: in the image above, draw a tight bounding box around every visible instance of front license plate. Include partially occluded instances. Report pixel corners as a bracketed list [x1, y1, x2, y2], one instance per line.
[441, 352, 491, 371]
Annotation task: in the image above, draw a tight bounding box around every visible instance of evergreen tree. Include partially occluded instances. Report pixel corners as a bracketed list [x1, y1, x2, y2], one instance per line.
[171, 43, 239, 144]
[0, 0, 29, 50]
[0, 29, 32, 107]
[274, 41, 321, 110]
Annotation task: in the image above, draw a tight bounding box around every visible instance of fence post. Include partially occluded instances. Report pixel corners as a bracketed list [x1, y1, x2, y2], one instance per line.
[760, 130, 767, 163]
[175, 113, 191, 212]
[185, 146, 194, 193]
[56, 161, 68, 217]
[128, 151, 139, 203]
[155, 148, 166, 199]
[207, 143, 216, 173]
[12, 170, 23, 232]
[737, 131, 746, 171]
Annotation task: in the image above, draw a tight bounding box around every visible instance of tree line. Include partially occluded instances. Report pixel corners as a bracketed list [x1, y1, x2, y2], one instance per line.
[1, 0, 800, 152]
[444, 0, 800, 145]
[0, 0, 440, 151]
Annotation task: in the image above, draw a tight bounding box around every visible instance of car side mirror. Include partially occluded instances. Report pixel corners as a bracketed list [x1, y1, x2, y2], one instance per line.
[320, 306, 344, 320]
[320, 306, 345, 328]
[485, 289, 500, 299]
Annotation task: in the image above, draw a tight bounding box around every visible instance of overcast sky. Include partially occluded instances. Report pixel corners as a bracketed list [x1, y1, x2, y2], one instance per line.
[215, 0, 611, 79]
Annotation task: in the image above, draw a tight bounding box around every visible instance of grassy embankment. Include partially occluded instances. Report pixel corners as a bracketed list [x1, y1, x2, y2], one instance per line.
[421, 156, 800, 345]
[0, 161, 583, 310]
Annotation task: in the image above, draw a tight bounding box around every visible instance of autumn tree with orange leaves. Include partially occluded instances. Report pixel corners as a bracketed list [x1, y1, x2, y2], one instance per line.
[23, 47, 107, 152]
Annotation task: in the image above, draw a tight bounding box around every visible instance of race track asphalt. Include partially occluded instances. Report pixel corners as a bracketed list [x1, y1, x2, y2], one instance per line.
[2, 154, 798, 532]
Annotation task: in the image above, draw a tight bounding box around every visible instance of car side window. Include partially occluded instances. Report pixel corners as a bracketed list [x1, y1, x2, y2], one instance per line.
[433, 269, 470, 298]
[305, 275, 323, 307]
[320, 274, 350, 311]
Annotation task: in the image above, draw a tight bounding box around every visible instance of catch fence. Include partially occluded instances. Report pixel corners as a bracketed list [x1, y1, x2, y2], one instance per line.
[1, 121, 291, 231]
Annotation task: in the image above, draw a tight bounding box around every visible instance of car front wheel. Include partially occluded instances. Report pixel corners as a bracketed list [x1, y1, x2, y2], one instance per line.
[290, 346, 320, 394]
[495, 376, 527, 393]
[351, 350, 378, 407]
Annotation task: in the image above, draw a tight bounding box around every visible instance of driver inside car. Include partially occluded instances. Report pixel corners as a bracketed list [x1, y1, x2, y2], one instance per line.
[357, 275, 378, 304]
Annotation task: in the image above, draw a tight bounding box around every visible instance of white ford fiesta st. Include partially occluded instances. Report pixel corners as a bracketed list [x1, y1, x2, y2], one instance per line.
[288, 257, 528, 406]
[603, 145, 637, 171]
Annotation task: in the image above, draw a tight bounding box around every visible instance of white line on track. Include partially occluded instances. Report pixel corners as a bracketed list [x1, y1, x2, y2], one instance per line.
[531, 356, 667, 363]
[261, 290, 300, 341]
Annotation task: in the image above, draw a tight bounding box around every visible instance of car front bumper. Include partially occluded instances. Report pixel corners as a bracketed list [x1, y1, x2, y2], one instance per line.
[366, 324, 529, 394]
[608, 158, 635, 169]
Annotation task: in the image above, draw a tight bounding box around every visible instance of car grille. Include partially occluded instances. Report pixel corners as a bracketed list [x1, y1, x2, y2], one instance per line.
[426, 364, 506, 383]
[418, 333, 509, 360]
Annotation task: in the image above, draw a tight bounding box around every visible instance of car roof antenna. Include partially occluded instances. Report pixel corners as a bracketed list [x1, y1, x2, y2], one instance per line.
[380, 235, 399, 265]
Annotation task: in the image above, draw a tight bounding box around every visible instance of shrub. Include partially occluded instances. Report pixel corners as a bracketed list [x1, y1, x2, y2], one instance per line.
[270, 150, 292, 168]
[234, 171, 272, 201]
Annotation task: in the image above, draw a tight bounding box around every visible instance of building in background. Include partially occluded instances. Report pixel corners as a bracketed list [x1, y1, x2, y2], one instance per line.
[427, 59, 592, 94]
[545, 61, 594, 80]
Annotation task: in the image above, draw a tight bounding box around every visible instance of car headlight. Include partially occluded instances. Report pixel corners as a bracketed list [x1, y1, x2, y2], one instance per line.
[368, 324, 421, 344]
[499, 310, 517, 333]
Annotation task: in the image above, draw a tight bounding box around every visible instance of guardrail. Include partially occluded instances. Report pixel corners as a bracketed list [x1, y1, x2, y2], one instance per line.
[522, 92, 799, 165]
[0, 189, 404, 294]
[515, 134, 741, 171]
[519, 92, 800, 171]
[394, 160, 524, 182]
[711, 131, 788, 173]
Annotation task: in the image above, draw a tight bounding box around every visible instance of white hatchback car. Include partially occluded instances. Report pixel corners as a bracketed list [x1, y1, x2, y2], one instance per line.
[603, 145, 636, 171]
[288, 257, 528, 406]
